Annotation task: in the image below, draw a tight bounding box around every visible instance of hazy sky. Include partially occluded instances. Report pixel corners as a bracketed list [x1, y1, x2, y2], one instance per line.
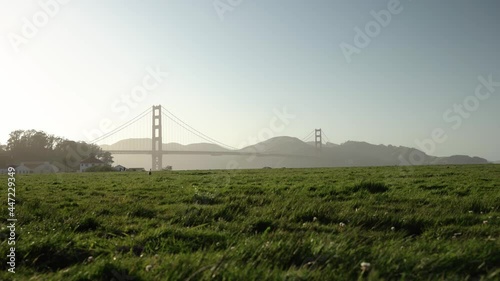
[1, 0, 499, 160]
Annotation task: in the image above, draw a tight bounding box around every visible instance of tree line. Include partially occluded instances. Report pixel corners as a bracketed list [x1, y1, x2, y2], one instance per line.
[0, 129, 113, 172]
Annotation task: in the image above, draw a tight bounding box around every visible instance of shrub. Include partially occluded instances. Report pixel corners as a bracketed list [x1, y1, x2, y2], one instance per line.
[351, 181, 389, 193]
[85, 165, 115, 172]
[74, 217, 100, 232]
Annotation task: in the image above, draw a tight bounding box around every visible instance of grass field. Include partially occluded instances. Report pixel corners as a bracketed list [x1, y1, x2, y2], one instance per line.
[1, 165, 499, 280]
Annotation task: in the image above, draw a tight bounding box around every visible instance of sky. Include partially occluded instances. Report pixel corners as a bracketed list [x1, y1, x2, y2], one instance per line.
[1, 0, 499, 160]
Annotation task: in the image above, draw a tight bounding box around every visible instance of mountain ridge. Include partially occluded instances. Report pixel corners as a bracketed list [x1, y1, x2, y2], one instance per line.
[100, 136, 489, 170]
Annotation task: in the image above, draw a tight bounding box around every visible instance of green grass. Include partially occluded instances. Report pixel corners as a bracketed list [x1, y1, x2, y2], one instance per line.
[1, 165, 499, 280]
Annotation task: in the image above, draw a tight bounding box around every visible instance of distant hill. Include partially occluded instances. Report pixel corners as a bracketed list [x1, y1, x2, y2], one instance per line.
[306, 141, 339, 148]
[432, 155, 489, 165]
[100, 138, 228, 152]
[240, 137, 488, 167]
[242, 136, 316, 156]
[101, 137, 489, 170]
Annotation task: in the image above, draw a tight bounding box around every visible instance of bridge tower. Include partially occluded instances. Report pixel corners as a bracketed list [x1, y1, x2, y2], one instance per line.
[315, 129, 322, 150]
[152, 105, 163, 171]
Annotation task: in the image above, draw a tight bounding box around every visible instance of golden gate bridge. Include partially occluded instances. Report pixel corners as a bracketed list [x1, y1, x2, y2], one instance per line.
[90, 105, 328, 170]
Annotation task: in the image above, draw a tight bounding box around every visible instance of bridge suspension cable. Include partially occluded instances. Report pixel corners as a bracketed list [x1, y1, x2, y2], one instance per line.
[322, 131, 331, 144]
[161, 106, 237, 150]
[89, 108, 151, 144]
[88, 104, 325, 153]
[302, 130, 315, 142]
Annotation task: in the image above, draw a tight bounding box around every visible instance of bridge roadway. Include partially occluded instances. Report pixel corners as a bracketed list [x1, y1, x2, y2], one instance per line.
[105, 150, 315, 158]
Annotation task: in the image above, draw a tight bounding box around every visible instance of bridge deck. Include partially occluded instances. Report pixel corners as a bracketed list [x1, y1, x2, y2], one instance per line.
[105, 150, 314, 158]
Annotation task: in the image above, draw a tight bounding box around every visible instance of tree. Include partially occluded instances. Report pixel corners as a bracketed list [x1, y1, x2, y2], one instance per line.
[5, 129, 113, 171]
[0, 143, 7, 162]
[89, 144, 114, 165]
[53, 140, 113, 171]
[5, 129, 65, 161]
[7, 130, 24, 152]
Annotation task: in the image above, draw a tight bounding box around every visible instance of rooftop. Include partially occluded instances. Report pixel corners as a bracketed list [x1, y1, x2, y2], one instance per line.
[80, 154, 104, 164]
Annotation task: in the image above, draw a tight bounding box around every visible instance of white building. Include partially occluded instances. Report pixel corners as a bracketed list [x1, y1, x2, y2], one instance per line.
[0, 162, 59, 174]
[16, 163, 33, 174]
[0, 165, 14, 175]
[33, 162, 59, 174]
[80, 154, 104, 172]
[114, 165, 126, 171]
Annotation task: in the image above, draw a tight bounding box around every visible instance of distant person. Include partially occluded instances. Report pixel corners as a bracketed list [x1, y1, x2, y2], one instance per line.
[148, 169, 152, 175]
